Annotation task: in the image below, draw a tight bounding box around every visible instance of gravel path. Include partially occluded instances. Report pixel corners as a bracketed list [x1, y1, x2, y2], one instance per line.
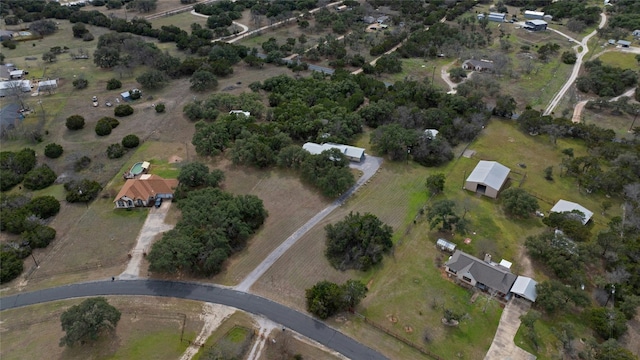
[484, 298, 536, 360]
[235, 155, 383, 292]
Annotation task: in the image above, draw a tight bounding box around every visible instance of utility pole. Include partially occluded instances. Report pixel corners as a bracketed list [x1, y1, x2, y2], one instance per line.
[431, 65, 437, 86]
[628, 109, 639, 133]
[30, 251, 39, 267]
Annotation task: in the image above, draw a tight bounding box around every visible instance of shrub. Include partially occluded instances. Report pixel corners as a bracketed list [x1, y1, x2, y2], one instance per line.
[66, 115, 85, 130]
[95, 118, 113, 136]
[27, 196, 60, 219]
[82, 32, 94, 42]
[44, 143, 63, 159]
[106, 78, 122, 90]
[114, 104, 134, 117]
[74, 156, 91, 171]
[0, 170, 24, 192]
[106, 143, 125, 159]
[72, 78, 88, 89]
[121, 134, 140, 148]
[2, 39, 17, 49]
[106, 117, 120, 129]
[23, 165, 57, 190]
[23, 225, 56, 248]
[561, 51, 577, 64]
[155, 103, 165, 113]
[0, 251, 23, 284]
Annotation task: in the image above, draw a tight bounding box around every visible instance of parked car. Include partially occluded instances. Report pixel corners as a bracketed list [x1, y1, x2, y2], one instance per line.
[154, 197, 163, 208]
[105, 101, 112, 107]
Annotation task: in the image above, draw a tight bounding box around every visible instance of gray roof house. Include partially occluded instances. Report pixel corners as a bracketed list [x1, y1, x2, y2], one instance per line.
[511, 276, 538, 302]
[481, 12, 507, 22]
[302, 142, 366, 162]
[550, 200, 593, 225]
[462, 59, 494, 72]
[464, 160, 510, 198]
[445, 250, 517, 299]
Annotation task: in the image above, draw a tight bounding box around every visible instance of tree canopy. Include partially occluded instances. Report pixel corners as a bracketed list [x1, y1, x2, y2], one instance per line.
[147, 187, 267, 276]
[59, 297, 121, 347]
[501, 188, 539, 218]
[305, 279, 367, 319]
[325, 212, 393, 271]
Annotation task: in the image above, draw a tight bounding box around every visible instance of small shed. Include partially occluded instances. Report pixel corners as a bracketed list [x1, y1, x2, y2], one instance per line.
[37, 79, 57, 92]
[9, 70, 24, 79]
[464, 161, 510, 199]
[550, 200, 593, 225]
[436, 238, 456, 253]
[524, 10, 544, 20]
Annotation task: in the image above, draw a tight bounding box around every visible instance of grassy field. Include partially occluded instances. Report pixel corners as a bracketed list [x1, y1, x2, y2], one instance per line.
[597, 51, 640, 70]
[580, 107, 639, 139]
[149, 11, 208, 32]
[251, 119, 621, 359]
[0, 296, 203, 360]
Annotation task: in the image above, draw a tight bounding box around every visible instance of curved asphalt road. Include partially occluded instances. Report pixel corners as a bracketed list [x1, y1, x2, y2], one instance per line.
[0, 279, 387, 360]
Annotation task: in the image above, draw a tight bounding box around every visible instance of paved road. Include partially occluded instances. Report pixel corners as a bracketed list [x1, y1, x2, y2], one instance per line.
[543, 13, 607, 116]
[0, 279, 387, 360]
[235, 155, 383, 292]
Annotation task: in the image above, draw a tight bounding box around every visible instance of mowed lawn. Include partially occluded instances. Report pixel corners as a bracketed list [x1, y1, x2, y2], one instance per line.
[0, 296, 203, 360]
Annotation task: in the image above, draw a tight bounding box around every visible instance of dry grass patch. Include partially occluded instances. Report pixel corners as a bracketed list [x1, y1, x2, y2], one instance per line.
[260, 328, 344, 360]
[0, 296, 203, 360]
[580, 108, 638, 139]
[211, 158, 330, 286]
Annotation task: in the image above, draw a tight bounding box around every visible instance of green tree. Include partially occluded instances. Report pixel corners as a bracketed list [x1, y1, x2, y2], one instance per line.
[106, 78, 122, 90]
[72, 78, 88, 89]
[449, 67, 467, 82]
[426, 199, 459, 231]
[44, 143, 64, 159]
[27, 196, 60, 219]
[425, 173, 446, 196]
[155, 103, 165, 113]
[535, 280, 590, 315]
[66, 115, 85, 130]
[0, 251, 23, 284]
[561, 51, 577, 64]
[59, 297, 121, 347]
[114, 104, 134, 117]
[23, 165, 57, 190]
[23, 224, 56, 248]
[595, 339, 638, 360]
[493, 95, 517, 118]
[324, 212, 394, 271]
[306, 280, 344, 319]
[64, 179, 102, 203]
[341, 279, 367, 310]
[190, 70, 218, 92]
[136, 69, 168, 89]
[588, 307, 628, 340]
[128, 0, 157, 12]
[178, 162, 210, 187]
[72, 23, 89, 38]
[501, 188, 539, 218]
[192, 121, 230, 156]
[121, 134, 140, 148]
[42, 52, 57, 63]
[95, 118, 114, 136]
[106, 143, 125, 159]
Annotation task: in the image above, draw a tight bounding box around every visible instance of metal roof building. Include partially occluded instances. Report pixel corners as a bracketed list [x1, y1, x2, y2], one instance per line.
[302, 142, 365, 162]
[550, 200, 593, 225]
[511, 276, 538, 302]
[436, 238, 456, 253]
[524, 10, 544, 19]
[464, 161, 511, 198]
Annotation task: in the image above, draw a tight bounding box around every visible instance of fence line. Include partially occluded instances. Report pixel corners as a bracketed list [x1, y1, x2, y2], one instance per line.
[356, 314, 444, 360]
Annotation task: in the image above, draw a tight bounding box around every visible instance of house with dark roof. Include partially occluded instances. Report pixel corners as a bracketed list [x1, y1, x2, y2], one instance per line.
[464, 160, 510, 198]
[445, 250, 517, 299]
[550, 199, 593, 225]
[462, 59, 494, 72]
[113, 174, 178, 209]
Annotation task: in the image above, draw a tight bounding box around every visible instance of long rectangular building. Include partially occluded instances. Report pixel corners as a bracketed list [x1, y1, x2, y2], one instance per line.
[302, 142, 365, 162]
